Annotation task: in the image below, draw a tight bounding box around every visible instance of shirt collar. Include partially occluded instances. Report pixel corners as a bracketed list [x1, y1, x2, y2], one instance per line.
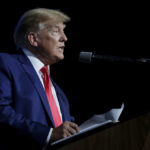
[22, 48, 50, 74]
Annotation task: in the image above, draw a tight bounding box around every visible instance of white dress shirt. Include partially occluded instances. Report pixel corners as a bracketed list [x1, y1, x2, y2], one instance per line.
[23, 48, 62, 149]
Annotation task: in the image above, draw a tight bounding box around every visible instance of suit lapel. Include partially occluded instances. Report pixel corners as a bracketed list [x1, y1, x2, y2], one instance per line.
[16, 50, 55, 127]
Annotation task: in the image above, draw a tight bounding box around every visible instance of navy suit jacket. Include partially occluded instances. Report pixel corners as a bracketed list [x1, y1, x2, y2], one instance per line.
[0, 50, 74, 150]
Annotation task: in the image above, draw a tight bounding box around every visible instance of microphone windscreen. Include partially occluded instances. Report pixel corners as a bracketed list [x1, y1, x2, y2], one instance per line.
[79, 52, 92, 63]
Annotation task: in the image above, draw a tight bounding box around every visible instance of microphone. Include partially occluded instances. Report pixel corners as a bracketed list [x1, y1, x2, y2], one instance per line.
[79, 52, 150, 63]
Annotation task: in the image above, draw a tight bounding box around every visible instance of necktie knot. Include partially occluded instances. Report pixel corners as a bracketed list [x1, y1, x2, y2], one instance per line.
[40, 65, 49, 75]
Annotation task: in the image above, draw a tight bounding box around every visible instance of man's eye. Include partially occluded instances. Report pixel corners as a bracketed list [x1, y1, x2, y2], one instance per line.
[51, 30, 59, 35]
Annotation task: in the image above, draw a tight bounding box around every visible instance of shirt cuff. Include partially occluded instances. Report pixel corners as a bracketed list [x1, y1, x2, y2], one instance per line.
[43, 128, 53, 150]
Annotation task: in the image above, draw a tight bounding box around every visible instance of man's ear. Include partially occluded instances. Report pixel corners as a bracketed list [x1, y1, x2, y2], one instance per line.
[27, 32, 39, 47]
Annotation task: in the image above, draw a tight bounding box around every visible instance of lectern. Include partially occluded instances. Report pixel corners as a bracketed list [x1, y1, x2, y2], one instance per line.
[49, 112, 150, 150]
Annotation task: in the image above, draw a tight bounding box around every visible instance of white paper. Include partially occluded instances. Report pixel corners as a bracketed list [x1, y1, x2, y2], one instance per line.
[79, 103, 124, 132]
[105, 103, 124, 122]
[51, 103, 124, 146]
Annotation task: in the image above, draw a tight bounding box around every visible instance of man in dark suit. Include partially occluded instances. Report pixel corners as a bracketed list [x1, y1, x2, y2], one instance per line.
[0, 8, 79, 150]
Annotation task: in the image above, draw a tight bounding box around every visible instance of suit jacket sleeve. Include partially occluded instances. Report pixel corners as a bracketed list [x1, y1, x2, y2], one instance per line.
[0, 55, 50, 150]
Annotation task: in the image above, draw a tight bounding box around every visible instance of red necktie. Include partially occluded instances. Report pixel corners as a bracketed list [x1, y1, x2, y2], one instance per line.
[40, 66, 62, 128]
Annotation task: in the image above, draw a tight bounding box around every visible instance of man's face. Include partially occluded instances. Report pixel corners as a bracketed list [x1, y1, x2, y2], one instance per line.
[35, 21, 67, 65]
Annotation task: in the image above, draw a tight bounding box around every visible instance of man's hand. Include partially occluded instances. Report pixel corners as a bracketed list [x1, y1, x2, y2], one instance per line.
[50, 121, 80, 142]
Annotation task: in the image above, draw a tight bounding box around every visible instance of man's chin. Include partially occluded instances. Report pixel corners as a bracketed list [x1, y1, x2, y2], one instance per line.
[53, 55, 64, 64]
[58, 53, 64, 60]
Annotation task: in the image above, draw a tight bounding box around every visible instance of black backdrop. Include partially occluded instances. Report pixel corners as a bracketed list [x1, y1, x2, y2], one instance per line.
[0, 1, 149, 124]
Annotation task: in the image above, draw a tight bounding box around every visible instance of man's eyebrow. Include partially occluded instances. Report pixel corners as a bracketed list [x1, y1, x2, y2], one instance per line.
[54, 24, 66, 29]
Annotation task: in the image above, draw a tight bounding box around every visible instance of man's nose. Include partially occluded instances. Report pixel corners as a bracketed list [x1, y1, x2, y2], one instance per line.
[60, 32, 67, 42]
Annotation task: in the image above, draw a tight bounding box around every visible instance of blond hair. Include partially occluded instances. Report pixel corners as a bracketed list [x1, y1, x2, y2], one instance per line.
[13, 8, 71, 49]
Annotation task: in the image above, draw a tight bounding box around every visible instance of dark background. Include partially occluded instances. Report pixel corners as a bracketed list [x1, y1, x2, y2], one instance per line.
[0, 1, 149, 124]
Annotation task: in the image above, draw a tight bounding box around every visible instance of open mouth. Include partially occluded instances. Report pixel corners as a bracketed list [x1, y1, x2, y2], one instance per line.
[58, 46, 65, 52]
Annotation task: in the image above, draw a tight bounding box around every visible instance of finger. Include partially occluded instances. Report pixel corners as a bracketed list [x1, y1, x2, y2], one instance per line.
[68, 122, 78, 128]
[69, 122, 80, 132]
[66, 122, 79, 134]
[63, 128, 71, 137]
[67, 127, 78, 135]
[62, 122, 78, 135]
[63, 121, 80, 133]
